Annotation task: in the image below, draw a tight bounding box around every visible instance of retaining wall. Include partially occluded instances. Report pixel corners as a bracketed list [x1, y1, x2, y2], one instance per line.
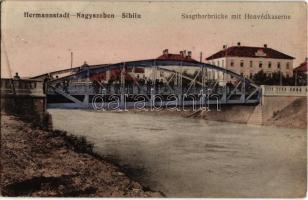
[1, 78, 50, 128]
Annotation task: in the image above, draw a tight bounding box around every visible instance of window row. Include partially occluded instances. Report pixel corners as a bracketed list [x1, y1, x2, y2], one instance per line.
[211, 60, 291, 69]
[230, 60, 290, 69]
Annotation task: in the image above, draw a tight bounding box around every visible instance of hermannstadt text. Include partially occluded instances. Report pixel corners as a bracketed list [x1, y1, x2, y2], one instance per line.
[23, 12, 142, 19]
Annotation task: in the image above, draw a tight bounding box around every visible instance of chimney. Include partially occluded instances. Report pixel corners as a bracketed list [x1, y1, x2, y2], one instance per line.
[237, 42, 241, 46]
[223, 45, 227, 49]
[264, 44, 267, 48]
[163, 49, 169, 55]
[183, 50, 187, 57]
[187, 51, 192, 58]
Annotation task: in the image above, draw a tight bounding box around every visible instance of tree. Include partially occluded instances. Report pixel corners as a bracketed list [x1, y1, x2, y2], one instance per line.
[252, 70, 298, 86]
[252, 70, 267, 85]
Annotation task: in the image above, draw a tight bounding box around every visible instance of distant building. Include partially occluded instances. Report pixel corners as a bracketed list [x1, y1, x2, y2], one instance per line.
[157, 49, 198, 62]
[206, 43, 294, 79]
[293, 58, 307, 75]
[144, 49, 199, 80]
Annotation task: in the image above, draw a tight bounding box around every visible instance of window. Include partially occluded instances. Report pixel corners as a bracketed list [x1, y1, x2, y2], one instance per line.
[268, 61, 272, 68]
[217, 61, 220, 66]
[250, 61, 253, 68]
[222, 60, 224, 67]
[286, 62, 290, 69]
[259, 61, 263, 68]
[240, 60, 244, 67]
[277, 62, 281, 69]
[230, 60, 234, 67]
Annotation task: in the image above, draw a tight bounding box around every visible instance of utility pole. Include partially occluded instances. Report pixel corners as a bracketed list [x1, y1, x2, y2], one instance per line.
[70, 51, 73, 69]
[1, 38, 16, 93]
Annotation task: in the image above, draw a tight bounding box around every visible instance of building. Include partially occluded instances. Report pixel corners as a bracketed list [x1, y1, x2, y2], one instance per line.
[206, 43, 294, 80]
[293, 58, 307, 86]
[157, 49, 198, 62]
[293, 58, 307, 75]
[144, 49, 199, 80]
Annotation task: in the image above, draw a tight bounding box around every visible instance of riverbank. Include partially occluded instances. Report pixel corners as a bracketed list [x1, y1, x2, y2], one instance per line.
[128, 96, 307, 129]
[0, 113, 162, 197]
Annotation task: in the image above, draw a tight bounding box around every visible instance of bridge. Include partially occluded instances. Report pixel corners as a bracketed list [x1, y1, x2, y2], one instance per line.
[32, 52, 261, 109]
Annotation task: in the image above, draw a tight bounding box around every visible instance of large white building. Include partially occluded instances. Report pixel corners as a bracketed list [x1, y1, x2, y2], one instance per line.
[206, 43, 294, 80]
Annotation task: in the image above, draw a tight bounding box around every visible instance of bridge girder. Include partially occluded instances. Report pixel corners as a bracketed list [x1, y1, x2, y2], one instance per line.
[43, 59, 261, 108]
[46, 59, 258, 87]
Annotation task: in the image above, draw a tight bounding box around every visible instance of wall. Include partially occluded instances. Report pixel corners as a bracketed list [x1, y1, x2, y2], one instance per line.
[1, 78, 50, 128]
[200, 85, 307, 128]
[208, 56, 293, 77]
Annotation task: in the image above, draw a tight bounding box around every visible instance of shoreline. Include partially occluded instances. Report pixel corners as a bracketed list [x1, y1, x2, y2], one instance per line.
[0, 113, 163, 197]
[82, 105, 307, 129]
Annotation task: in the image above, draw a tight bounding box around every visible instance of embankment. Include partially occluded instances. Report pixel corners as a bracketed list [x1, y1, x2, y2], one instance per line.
[199, 96, 307, 129]
[141, 96, 307, 129]
[0, 113, 162, 197]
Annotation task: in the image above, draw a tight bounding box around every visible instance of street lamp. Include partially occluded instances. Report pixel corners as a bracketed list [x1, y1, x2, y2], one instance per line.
[68, 48, 73, 69]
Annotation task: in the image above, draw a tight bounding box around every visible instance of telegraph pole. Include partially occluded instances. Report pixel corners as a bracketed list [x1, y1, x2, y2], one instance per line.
[70, 51, 73, 69]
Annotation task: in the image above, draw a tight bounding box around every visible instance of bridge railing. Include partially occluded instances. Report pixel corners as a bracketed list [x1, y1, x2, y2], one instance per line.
[47, 81, 243, 97]
[261, 85, 308, 97]
[1, 78, 45, 97]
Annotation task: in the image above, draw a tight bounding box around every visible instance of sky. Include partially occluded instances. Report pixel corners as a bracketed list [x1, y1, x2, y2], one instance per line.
[1, 1, 307, 78]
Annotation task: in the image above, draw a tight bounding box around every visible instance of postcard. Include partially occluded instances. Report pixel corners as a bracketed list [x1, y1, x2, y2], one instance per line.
[1, 0, 307, 198]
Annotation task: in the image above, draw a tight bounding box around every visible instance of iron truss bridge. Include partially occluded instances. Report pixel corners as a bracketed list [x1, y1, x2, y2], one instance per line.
[35, 59, 261, 109]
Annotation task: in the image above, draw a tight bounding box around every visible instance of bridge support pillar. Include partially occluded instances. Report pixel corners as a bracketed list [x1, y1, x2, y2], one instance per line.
[221, 87, 227, 104]
[83, 94, 89, 107]
[120, 94, 125, 109]
[150, 87, 155, 108]
[178, 94, 182, 107]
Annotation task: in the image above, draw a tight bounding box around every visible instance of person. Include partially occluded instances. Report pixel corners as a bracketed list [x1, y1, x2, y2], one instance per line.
[13, 72, 20, 80]
[159, 79, 164, 92]
[155, 79, 159, 93]
[146, 79, 152, 94]
[107, 79, 113, 93]
[63, 80, 69, 93]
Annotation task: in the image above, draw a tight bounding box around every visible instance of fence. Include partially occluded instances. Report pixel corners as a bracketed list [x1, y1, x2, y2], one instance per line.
[261, 85, 307, 97]
[1, 78, 45, 97]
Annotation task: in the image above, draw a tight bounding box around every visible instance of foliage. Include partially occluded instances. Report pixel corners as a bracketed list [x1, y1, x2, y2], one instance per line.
[252, 70, 307, 86]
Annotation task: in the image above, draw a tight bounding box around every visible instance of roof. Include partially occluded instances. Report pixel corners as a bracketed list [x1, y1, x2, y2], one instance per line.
[157, 53, 198, 62]
[293, 61, 307, 73]
[206, 46, 294, 60]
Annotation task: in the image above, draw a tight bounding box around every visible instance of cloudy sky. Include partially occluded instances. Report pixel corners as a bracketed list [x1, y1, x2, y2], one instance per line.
[1, 1, 307, 78]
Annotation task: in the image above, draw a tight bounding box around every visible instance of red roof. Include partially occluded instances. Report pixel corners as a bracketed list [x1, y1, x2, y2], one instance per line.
[293, 61, 307, 73]
[206, 46, 294, 60]
[157, 53, 198, 62]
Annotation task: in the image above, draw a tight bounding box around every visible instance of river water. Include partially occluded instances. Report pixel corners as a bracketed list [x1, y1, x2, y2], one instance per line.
[49, 109, 306, 197]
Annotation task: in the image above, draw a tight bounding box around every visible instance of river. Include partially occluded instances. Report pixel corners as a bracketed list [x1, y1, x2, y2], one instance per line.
[49, 109, 306, 197]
